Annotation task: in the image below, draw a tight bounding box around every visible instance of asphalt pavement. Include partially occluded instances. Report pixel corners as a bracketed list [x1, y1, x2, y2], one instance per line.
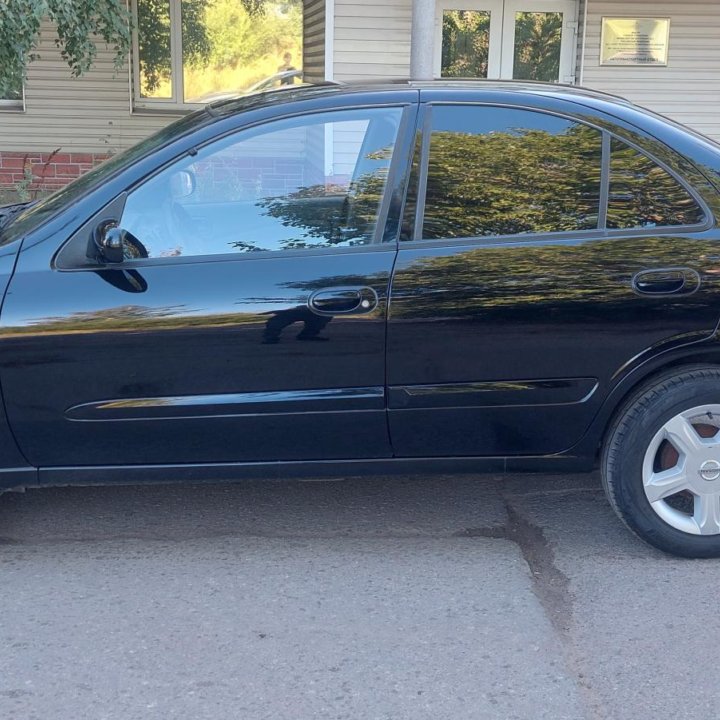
[1, 472, 718, 720]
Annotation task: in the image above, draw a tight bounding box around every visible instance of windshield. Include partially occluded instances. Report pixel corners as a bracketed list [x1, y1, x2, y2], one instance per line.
[0, 109, 212, 246]
[0, 201, 33, 231]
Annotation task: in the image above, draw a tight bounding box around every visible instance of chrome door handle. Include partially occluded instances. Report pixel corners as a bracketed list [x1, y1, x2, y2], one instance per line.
[632, 268, 700, 296]
[309, 287, 378, 315]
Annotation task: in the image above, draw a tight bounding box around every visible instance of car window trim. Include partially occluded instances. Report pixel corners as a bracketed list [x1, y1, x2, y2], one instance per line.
[373, 103, 418, 246]
[413, 107, 432, 242]
[393, 225, 715, 253]
[598, 131, 610, 230]
[405, 101, 713, 248]
[58, 232, 398, 273]
[394, 105, 426, 244]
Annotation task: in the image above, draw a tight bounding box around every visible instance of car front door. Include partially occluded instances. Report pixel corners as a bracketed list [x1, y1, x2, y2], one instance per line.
[387, 99, 720, 458]
[0, 102, 414, 468]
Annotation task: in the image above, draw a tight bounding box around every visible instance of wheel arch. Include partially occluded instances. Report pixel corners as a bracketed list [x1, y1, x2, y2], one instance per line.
[575, 339, 720, 466]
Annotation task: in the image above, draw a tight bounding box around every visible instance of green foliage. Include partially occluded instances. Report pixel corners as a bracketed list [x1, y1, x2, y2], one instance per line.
[259, 169, 389, 250]
[135, 0, 172, 93]
[137, 0, 302, 99]
[181, 0, 214, 69]
[440, 10, 563, 82]
[423, 123, 603, 238]
[0, 0, 277, 98]
[13, 157, 34, 202]
[4, 148, 60, 202]
[202, 0, 300, 71]
[0, 0, 132, 97]
[420, 110, 702, 243]
[607, 139, 704, 228]
[512, 12, 563, 82]
[136, 0, 217, 93]
[441, 10, 490, 78]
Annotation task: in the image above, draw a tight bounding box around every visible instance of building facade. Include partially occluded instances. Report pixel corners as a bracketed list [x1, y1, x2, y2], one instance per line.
[0, 0, 718, 194]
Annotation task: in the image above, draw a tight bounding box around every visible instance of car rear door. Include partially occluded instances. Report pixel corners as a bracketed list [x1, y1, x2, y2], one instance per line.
[386, 97, 720, 458]
[0, 99, 417, 468]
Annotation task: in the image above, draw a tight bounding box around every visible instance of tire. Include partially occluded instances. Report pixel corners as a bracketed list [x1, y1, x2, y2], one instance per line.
[602, 366, 720, 558]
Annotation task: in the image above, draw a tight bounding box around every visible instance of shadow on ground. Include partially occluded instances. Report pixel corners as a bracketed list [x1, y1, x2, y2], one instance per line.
[0, 472, 601, 544]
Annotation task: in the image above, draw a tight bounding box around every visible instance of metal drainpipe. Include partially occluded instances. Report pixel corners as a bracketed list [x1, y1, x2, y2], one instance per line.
[410, 0, 436, 80]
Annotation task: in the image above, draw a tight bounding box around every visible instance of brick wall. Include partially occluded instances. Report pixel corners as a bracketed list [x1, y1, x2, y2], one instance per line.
[0, 151, 110, 195]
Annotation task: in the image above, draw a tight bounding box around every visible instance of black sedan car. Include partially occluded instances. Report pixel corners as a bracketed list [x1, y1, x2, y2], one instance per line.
[2, 80, 720, 557]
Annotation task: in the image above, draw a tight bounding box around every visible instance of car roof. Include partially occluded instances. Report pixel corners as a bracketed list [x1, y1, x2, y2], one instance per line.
[207, 78, 635, 117]
[411, 78, 635, 105]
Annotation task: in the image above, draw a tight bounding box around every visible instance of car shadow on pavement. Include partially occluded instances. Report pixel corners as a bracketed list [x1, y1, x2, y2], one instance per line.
[0, 471, 629, 549]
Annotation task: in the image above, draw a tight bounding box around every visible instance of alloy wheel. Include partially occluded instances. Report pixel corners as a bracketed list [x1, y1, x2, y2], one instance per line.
[642, 404, 720, 535]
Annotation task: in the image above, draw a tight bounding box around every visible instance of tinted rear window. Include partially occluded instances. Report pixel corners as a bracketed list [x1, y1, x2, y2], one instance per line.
[607, 139, 705, 229]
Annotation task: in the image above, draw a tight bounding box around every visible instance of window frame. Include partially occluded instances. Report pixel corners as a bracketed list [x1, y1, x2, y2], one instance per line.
[130, 0, 200, 112]
[0, 85, 25, 112]
[58, 103, 415, 269]
[130, 0, 304, 113]
[404, 101, 713, 248]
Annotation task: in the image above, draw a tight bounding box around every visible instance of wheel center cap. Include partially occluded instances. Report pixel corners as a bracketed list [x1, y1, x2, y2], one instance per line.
[699, 459, 720, 481]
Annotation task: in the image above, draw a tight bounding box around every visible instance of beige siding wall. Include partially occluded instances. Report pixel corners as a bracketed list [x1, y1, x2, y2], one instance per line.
[333, 0, 412, 81]
[331, 0, 720, 141]
[4, 4, 719, 156]
[303, 0, 327, 82]
[582, 1, 720, 140]
[0, 21, 176, 154]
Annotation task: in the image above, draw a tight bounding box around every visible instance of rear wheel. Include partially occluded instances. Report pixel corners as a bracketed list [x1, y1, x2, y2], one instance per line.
[602, 367, 720, 557]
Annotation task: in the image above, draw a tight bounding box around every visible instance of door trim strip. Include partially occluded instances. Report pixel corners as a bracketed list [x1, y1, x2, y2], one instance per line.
[66, 386, 385, 421]
[388, 378, 598, 409]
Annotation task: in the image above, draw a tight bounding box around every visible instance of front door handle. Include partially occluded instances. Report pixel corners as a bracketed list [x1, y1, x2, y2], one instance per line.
[632, 268, 700, 296]
[309, 287, 378, 315]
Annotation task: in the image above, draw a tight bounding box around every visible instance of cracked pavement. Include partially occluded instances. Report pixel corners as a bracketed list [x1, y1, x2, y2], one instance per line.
[1, 472, 719, 719]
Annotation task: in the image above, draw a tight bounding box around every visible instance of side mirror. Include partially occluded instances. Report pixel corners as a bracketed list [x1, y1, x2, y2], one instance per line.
[94, 221, 125, 264]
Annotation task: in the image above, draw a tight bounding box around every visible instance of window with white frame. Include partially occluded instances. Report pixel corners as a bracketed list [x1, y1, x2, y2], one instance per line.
[132, 0, 303, 110]
[0, 71, 24, 109]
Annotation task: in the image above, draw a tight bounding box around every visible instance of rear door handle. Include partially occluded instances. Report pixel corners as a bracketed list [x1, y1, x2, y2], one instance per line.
[632, 268, 700, 296]
[309, 287, 378, 315]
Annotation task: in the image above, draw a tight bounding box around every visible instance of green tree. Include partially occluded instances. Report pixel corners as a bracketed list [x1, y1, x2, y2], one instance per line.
[0, 0, 132, 98]
[512, 11, 562, 82]
[422, 122, 603, 238]
[202, 0, 301, 72]
[441, 10, 490, 78]
[136, 0, 214, 93]
[0, 0, 271, 99]
[255, 176, 384, 251]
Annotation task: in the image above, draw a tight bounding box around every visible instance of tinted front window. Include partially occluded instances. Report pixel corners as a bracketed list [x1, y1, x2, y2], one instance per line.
[607, 139, 705, 229]
[120, 107, 401, 258]
[420, 106, 603, 239]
